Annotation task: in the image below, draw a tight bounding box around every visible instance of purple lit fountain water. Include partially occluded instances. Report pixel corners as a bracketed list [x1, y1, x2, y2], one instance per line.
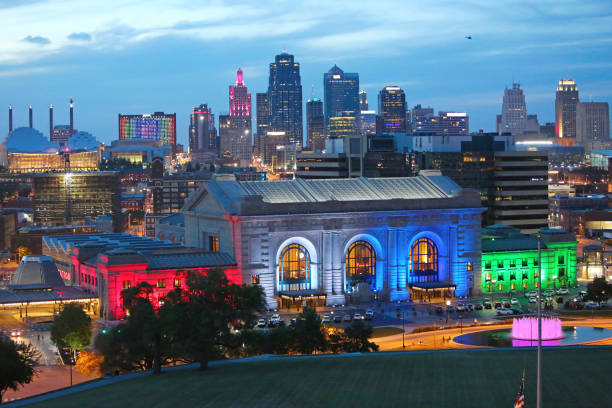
[510, 317, 565, 346]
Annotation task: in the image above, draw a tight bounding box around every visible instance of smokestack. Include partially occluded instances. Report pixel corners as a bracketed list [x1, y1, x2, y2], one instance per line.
[69, 98, 74, 135]
[29, 105, 33, 128]
[8, 105, 12, 133]
[49, 104, 54, 141]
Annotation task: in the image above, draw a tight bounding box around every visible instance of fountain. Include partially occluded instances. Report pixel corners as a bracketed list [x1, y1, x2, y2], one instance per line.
[510, 317, 565, 341]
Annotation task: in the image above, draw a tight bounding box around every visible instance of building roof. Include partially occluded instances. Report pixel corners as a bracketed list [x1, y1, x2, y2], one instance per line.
[0, 286, 95, 305]
[482, 225, 576, 252]
[145, 251, 235, 270]
[156, 213, 184, 227]
[9, 255, 65, 289]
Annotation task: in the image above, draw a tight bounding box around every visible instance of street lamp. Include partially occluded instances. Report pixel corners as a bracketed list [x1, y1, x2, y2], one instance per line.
[445, 300, 451, 324]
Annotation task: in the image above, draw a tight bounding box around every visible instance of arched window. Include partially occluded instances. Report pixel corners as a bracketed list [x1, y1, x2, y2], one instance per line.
[410, 238, 439, 283]
[345, 241, 376, 290]
[279, 244, 311, 291]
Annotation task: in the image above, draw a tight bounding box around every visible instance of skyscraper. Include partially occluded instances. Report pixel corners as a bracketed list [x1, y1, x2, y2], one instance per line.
[359, 89, 368, 111]
[119, 112, 176, 146]
[555, 79, 579, 142]
[576, 102, 610, 147]
[219, 68, 252, 162]
[306, 98, 325, 152]
[255, 93, 270, 158]
[411, 105, 435, 134]
[189, 104, 216, 155]
[323, 65, 359, 124]
[498, 83, 527, 135]
[436, 112, 469, 136]
[268, 51, 303, 146]
[378, 86, 407, 133]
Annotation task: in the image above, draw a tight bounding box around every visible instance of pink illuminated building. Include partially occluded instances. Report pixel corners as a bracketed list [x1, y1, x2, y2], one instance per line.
[220, 68, 253, 162]
[230, 68, 251, 117]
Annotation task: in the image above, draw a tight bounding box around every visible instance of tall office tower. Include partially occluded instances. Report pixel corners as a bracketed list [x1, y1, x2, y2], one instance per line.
[119, 112, 177, 146]
[378, 86, 407, 133]
[359, 110, 377, 136]
[412, 104, 435, 134]
[359, 89, 368, 111]
[189, 104, 217, 154]
[323, 65, 359, 125]
[498, 82, 527, 135]
[220, 68, 253, 162]
[306, 98, 325, 152]
[268, 51, 303, 146]
[255, 93, 270, 157]
[555, 79, 579, 142]
[577, 102, 610, 146]
[436, 112, 469, 136]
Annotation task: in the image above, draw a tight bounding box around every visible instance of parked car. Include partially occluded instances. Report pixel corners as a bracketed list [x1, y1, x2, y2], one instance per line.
[365, 310, 375, 320]
[456, 303, 465, 312]
[600, 301, 611, 309]
[270, 314, 280, 323]
[435, 306, 444, 314]
[585, 301, 599, 309]
[344, 314, 353, 322]
[446, 305, 455, 313]
[556, 297, 564, 304]
[277, 320, 286, 327]
[257, 319, 267, 328]
[322, 314, 332, 323]
[556, 288, 569, 295]
[484, 301, 492, 309]
[544, 289, 554, 297]
[511, 298, 519, 305]
[496, 308, 513, 316]
[290, 318, 298, 327]
[466, 303, 474, 311]
[502, 299, 511, 308]
[528, 297, 537, 303]
[9, 329, 21, 337]
[510, 308, 522, 315]
[526, 290, 538, 297]
[494, 301, 502, 309]
[475, 304, 483, 310]
[334, 314, 343, 323]
[353, 313, 364, 320]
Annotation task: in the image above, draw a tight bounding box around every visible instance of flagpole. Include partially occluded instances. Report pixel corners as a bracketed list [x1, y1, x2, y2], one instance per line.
[537, 233, 542, 408]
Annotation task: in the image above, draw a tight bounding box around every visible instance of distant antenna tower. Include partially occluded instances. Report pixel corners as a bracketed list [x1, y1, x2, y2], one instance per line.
[311, 84, 315, 99]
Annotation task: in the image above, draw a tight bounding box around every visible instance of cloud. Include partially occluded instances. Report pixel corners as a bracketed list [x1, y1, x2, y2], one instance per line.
[22, 35, 50, 45]
[0, 64, 70, 78]
[67, 32, 92, 41]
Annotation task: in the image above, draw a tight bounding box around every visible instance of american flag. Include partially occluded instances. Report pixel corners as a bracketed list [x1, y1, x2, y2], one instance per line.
[514, 371, 525, 408]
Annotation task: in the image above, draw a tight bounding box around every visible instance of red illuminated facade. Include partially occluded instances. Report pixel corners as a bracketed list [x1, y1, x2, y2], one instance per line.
[229, 68, 251, 118]
[70, 247, 238, 319]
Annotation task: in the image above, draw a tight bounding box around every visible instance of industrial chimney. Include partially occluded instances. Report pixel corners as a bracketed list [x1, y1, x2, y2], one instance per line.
[29, 105, 33, 128]
[49, 104, 54, 141]
[8, 105, 13, 132]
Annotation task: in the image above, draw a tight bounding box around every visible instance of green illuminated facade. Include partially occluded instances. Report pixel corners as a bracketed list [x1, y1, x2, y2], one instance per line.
[481, 225, 577, 293]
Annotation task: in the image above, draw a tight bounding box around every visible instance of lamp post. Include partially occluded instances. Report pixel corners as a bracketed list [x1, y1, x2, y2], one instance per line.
[537, 233, 542, 408]
[445, 300, 451, 324]
[402, 311, 405, 350]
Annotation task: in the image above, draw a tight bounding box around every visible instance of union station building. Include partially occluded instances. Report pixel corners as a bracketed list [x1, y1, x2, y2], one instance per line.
[183, 172, 483, 309]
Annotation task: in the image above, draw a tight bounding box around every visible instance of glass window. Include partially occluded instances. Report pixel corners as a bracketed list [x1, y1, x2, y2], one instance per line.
[345, 241, 376, 290]
[497, 261, 504, 268]
[209, 236, 219, 252]
[279, 244, 311, 291]
[521, 259, 528, 267]
[157, 279, 166, 288]
[467, 261, 474, 271]
[410, 238, 438, 283]
[498, 274, 504, 281]
[251, 274, 260, 284]
[173, 278, 181, 288]
[558, 268, 565, 277]
[510, 260, 516, 268]
[122, 281, 131, 290]
[558, 255, 565, 265]
[485, 261, 491, 269]
[485, 272, 491, 282]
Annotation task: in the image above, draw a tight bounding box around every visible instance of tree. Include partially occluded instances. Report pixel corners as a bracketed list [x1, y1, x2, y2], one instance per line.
[0, 333, 40, 405]
[585, 277, 612, 304]
[51, 303, 92, 386]
[162, 268, 265, 370]
[342, 320, 379, 353]
[293, 307, 327, 354]
[95, 283, 167, 374]
[75, 350, 104, 377]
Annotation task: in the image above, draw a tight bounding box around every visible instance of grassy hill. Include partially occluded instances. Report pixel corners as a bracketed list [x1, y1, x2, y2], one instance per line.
[29, 347, 611, 408]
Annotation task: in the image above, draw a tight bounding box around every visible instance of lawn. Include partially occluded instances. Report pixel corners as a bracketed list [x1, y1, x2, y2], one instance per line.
[370, 326, 404, 338]
[29, 347, 611, 408]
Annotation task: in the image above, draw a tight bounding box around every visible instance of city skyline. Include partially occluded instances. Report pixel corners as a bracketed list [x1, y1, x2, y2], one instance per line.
[1, 0, 612, 145]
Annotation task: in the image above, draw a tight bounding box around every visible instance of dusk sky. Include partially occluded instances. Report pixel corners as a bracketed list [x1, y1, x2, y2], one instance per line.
[1, 0, 611, 146]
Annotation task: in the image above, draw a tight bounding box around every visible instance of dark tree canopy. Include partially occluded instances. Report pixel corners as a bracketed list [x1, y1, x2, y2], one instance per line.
[0, 333, 40, 404]
[51, 303, 92, 353]
[293, 307, 327, 354]
[585, 277, 612, 304]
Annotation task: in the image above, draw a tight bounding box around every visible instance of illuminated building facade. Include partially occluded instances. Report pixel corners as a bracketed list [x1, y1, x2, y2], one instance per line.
[189, 104, 217, 156]
[437, 112, 469, 136]
[324, 65, 359, 124]
[306, 98, 325, 152]
[481, 225, 577, 293]
[151, 172, 206, 214]
[184, 174, 482, 309]
[33, 172, 122, 231]
[411, 105, 435, 134]
[268, 52, 303, 146]
[119, 112, 176, 146]
[43, 233, 237, 319]
[359, 110, 377, 136]
[576, 102, 610, 149]
[52, 125, 72, 144]
[359, 89, 368, 111]
[7, 150, 99, 173]
[229, 68, 251, 117]
[497, 83, 527, 135]
[379, 86, 407, 134]
[555, 79, 579, 143]
[219, 69, 252, 163]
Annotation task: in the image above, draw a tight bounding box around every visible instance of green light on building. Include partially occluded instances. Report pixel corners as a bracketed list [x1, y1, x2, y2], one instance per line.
[481, 226, 577, 293]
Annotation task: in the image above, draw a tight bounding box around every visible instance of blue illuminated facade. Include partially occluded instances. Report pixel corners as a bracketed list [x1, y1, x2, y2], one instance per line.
[184, 174, 483, 308]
